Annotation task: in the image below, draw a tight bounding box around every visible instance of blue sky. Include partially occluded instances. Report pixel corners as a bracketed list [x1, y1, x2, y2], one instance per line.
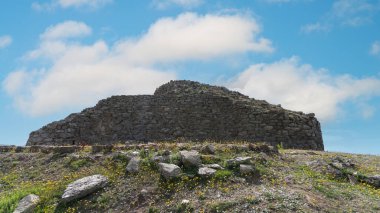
[1, 0, 380, 154]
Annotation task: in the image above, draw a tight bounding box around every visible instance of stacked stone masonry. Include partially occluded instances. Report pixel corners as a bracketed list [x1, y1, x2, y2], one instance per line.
[27, 80, 324, 150]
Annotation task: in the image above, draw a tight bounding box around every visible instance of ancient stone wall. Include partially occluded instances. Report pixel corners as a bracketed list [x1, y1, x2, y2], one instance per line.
[27, 81, 324, 150]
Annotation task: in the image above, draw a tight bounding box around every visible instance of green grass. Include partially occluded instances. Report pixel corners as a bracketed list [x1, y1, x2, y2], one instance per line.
[68, 158, 91, 170]
[214, 170, 233, 180]
[209, 201, 238, 213]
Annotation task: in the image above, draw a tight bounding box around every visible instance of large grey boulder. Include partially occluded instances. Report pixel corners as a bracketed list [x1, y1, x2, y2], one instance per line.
[126, 157, 140, 173]
[61, 174, 108, 203]
[158, 163, 182, 180]
[198, 167, 216, 177]
[13, 194, 40, 213]
[180, 150, 201, 168]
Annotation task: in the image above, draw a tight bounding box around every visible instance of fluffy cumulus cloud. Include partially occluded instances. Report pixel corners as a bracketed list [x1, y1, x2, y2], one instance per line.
[117, 13, 273, 65]
[3, 13, 272, 116]
[301, 0, 378, 33]
[227, 57, 380, 121]
[32, 0, 112, 11]
[370, 41, 380, 56]
[0, 35, 12, 49]
[152, 0, 203, 9]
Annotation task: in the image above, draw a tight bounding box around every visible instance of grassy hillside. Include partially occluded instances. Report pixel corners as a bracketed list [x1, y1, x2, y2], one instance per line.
[0, 142, 379, 212]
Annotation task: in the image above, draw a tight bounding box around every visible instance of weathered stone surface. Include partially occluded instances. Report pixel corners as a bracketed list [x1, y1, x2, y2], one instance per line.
[198, 167, 216, 177]
[27, 80, 324, 150]
[362, 175, 380, 188]
[92, 145, 113, 153]
[61, 174, 108, 203]
[201, 164, 224, 170]
[248, 143, 278, 155]
[158, 163, 181, 180]
[180, 150, 201, 168]
[200, 144, 215, 154]
[126, 157, 140, 173]
[227, 157, 252, 167]
[240, 164, 256, 175]
[13, 194, 40, 213]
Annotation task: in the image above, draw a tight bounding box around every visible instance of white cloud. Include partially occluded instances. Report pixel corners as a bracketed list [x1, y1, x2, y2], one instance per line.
[117, 12, 273, 65]
[3, 71, 30, 95]
[41, 21, 92, 40]
[370, 41, 380, 56]
[0, 35, 12, 49]
[332, 0, 375, 26]
[301, 22, 330, 33]
[227, 57, 380, 121]
[32, 0, 112, 11]
[152, 0, 203, 9]
[26, 21, 92, 60]
[58, 0, 112, 8]
[3, 13, 272, 116]
[301, 0, 378, 33]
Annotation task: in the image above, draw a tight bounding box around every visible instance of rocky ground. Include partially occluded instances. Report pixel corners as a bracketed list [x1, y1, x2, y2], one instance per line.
[0, 142, 379, 213]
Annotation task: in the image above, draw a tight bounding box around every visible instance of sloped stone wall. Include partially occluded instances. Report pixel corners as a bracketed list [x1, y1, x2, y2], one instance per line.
[27, 81, 324, 150]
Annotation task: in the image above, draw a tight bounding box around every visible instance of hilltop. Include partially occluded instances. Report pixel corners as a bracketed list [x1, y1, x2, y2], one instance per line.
[0, 142, 379, 212]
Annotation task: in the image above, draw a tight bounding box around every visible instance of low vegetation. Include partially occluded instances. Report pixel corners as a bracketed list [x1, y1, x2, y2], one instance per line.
[0, 142, 379, 212]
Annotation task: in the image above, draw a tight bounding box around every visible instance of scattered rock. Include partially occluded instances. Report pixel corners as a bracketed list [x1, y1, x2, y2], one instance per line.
[162, 150, 171, 156]
[200, 144, 215, 155]
[158, 163, 182, 180]
[248, 143, 278, 155]
[198, 167, 216, 177]
[239, 164, 256, 175]
[348, 174, 358, 184]
[13, 194, 40, 213]
[151, 155, 165, 164]
[230, 176, 246, 183]
[201, 164, 224, 170]
[61, 174, 108, 203]
[131, 151, 140, 156]
[140, 189, 148, 195]
[330, 157, 355, 170]
[284, 175, 294, 185]
[180, 150, 201, 168]
[138, 189, 149, 203]
[226, 156, 252, 167]
[362, 175, 380, 188]
[181, 199, 190, 204]
[151, 153, 171, 164]
[306, 159, 328, 172]
[126, 157, 140, 173]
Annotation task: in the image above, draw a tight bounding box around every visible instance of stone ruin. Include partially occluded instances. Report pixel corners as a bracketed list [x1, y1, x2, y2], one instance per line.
[27, 80, 324, 150]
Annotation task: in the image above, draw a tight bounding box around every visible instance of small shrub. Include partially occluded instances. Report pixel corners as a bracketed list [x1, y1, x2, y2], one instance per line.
[170, 152, 181, 165]
[148, 207, 160, 213]
[69, 159, 90, 171]
[209, 201, 237, 213]
[214, 170, 233, 180]
[111, 153, 129, 163]
[244, 195, 260, 205]
[174, 201, 194, 213]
